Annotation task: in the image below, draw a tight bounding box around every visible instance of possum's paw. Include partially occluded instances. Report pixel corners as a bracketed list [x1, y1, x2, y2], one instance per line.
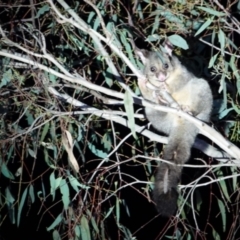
[180, 105, 193, 115]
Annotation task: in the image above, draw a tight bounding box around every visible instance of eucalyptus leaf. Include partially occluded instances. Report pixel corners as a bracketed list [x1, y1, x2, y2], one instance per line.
[47, 213, 63, 231]
[17, 187, 28, 227]
[217, 199, 226, 232]
[198, 6, 225, 17]
[195, 17, 214, 36]
[124, 89, 136, 139]
[60, 178, 70, 210]
[80, 215, 91, 240]
[168, 35, 189, 50]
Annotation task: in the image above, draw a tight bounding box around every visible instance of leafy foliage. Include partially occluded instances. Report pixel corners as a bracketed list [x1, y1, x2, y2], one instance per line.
[0, 0, 240, 240]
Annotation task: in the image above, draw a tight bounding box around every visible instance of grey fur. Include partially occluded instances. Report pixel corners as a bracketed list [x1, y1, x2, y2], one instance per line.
[136, 43, 213, 216]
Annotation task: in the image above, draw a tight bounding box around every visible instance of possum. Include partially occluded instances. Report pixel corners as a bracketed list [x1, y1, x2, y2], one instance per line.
[135, 41, 212, 216]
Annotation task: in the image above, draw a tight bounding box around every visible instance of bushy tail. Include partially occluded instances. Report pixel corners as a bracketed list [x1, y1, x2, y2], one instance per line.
[153, 163, 181, 216]
[153, 122, 198, 216]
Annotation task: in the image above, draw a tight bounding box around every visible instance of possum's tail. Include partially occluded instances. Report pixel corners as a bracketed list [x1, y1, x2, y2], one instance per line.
[153, 122, 198, 216]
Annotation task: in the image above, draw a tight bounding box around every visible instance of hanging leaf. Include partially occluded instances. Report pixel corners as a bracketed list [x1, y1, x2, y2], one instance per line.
[60, 178, 70, 210]
[80, 215, 91, 240]
[124, 89, 137, 139]
[17, 187, 28, 227]
[195, 17, 214, 36]
[168, 34, 189, 50]
[47, 214, 63, 231]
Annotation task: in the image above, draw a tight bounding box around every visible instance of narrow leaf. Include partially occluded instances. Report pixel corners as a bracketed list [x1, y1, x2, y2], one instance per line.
[52, 230, 61, 240]
[80, 215, 91, 240]
[29, 184, 35, 203]
[1, 161, 14, 179]
[217, 199, 226, 232]
[88, 141, 108, 158]
[68, 175, 89, 192]
[218, 29, 225, 55]
[168, 35, 188, 50]
[198, 6, 225, 16]
[124, 90, 136, 139]
[195, 17, 214, 36]
[60, 178, 70, 210]
[17, 187, 28, 227]
[47, 213, 63, 231]
[103, 206, 114, 221]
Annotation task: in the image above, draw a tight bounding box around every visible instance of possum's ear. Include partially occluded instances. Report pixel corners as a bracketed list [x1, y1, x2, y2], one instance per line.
[163, 39, 173, 56]
[135, 48, 151, 65]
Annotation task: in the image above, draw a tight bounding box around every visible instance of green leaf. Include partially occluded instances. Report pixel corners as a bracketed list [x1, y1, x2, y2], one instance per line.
[86, 210, 99, 234]
[48, 72, 57, 83]
[77, 125, 83, 141]
[195, 17, 214, 36]
[219, 107, 234, 119]
[218, 64, 227, 109]
[50, 172, 58, 201]
[237, 0, 240, 11]
[68, 175, 90, 192]
[29, 184, 35, 203]
[5, 187, 15, 206]
[36, 5, 50, 18]
[124, 89, 136, 139]
[5, 187, 15, 224]
[93, 13, 100, 30]
[151, 9, 183, 25]
[87, 11, 96, 24]
[152, 15, 160, 34]
[198, 6, 226, 16]
[0, 69, 12, 88]
[212, 227, 221, 240]
[217, 199, 226, 232]
[195, 190, 203, 211]
[145, 34, 161, 42]
[122, 199, 130, 217]
[119, 29, 136, 65]
[231, 100, 240, 115]
[218, 29, 225, 55]
[17, 187, 28, 227]
[52, 230, 61, 240]
[208, 52, 219, 68]
[80, 215, 91, 240]
[88, 142, 108, 158]
[101, 133, 112, 152]
[103, 206, 114, 221]
[47, 213, 63, 231]
[230, 55, 240, 95]
[168, 35, 189, 50]
[230, 166, 238, 191]
[136, 2, 144, 19]
[41, 177, 46, 198]
[100, 221, 106, 240]
[28, 148, 36, 158]
[60, 178, 70, 210]
[25, 109, 34, 125]
[102, 67, 113, 87]
[75, 225, 81, 238]
[116, 196, 120, 224]
[218, 175, 230, 201]
[106, 22, 122, 49]
[40, 122, 50, 142]
[1, 161, 14, 179]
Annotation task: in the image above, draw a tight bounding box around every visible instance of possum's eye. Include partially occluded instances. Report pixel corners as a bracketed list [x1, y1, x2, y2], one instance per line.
[150, 66, 157, 72]
[163, 63, 169, 69]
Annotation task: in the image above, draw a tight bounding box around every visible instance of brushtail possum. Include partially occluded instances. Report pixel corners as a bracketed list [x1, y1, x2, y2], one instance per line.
[136, 41, 212, 216]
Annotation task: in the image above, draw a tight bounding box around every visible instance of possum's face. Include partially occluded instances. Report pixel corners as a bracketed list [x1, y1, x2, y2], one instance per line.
[143, 51, 174, 88]
[136, 42, 174, 89]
